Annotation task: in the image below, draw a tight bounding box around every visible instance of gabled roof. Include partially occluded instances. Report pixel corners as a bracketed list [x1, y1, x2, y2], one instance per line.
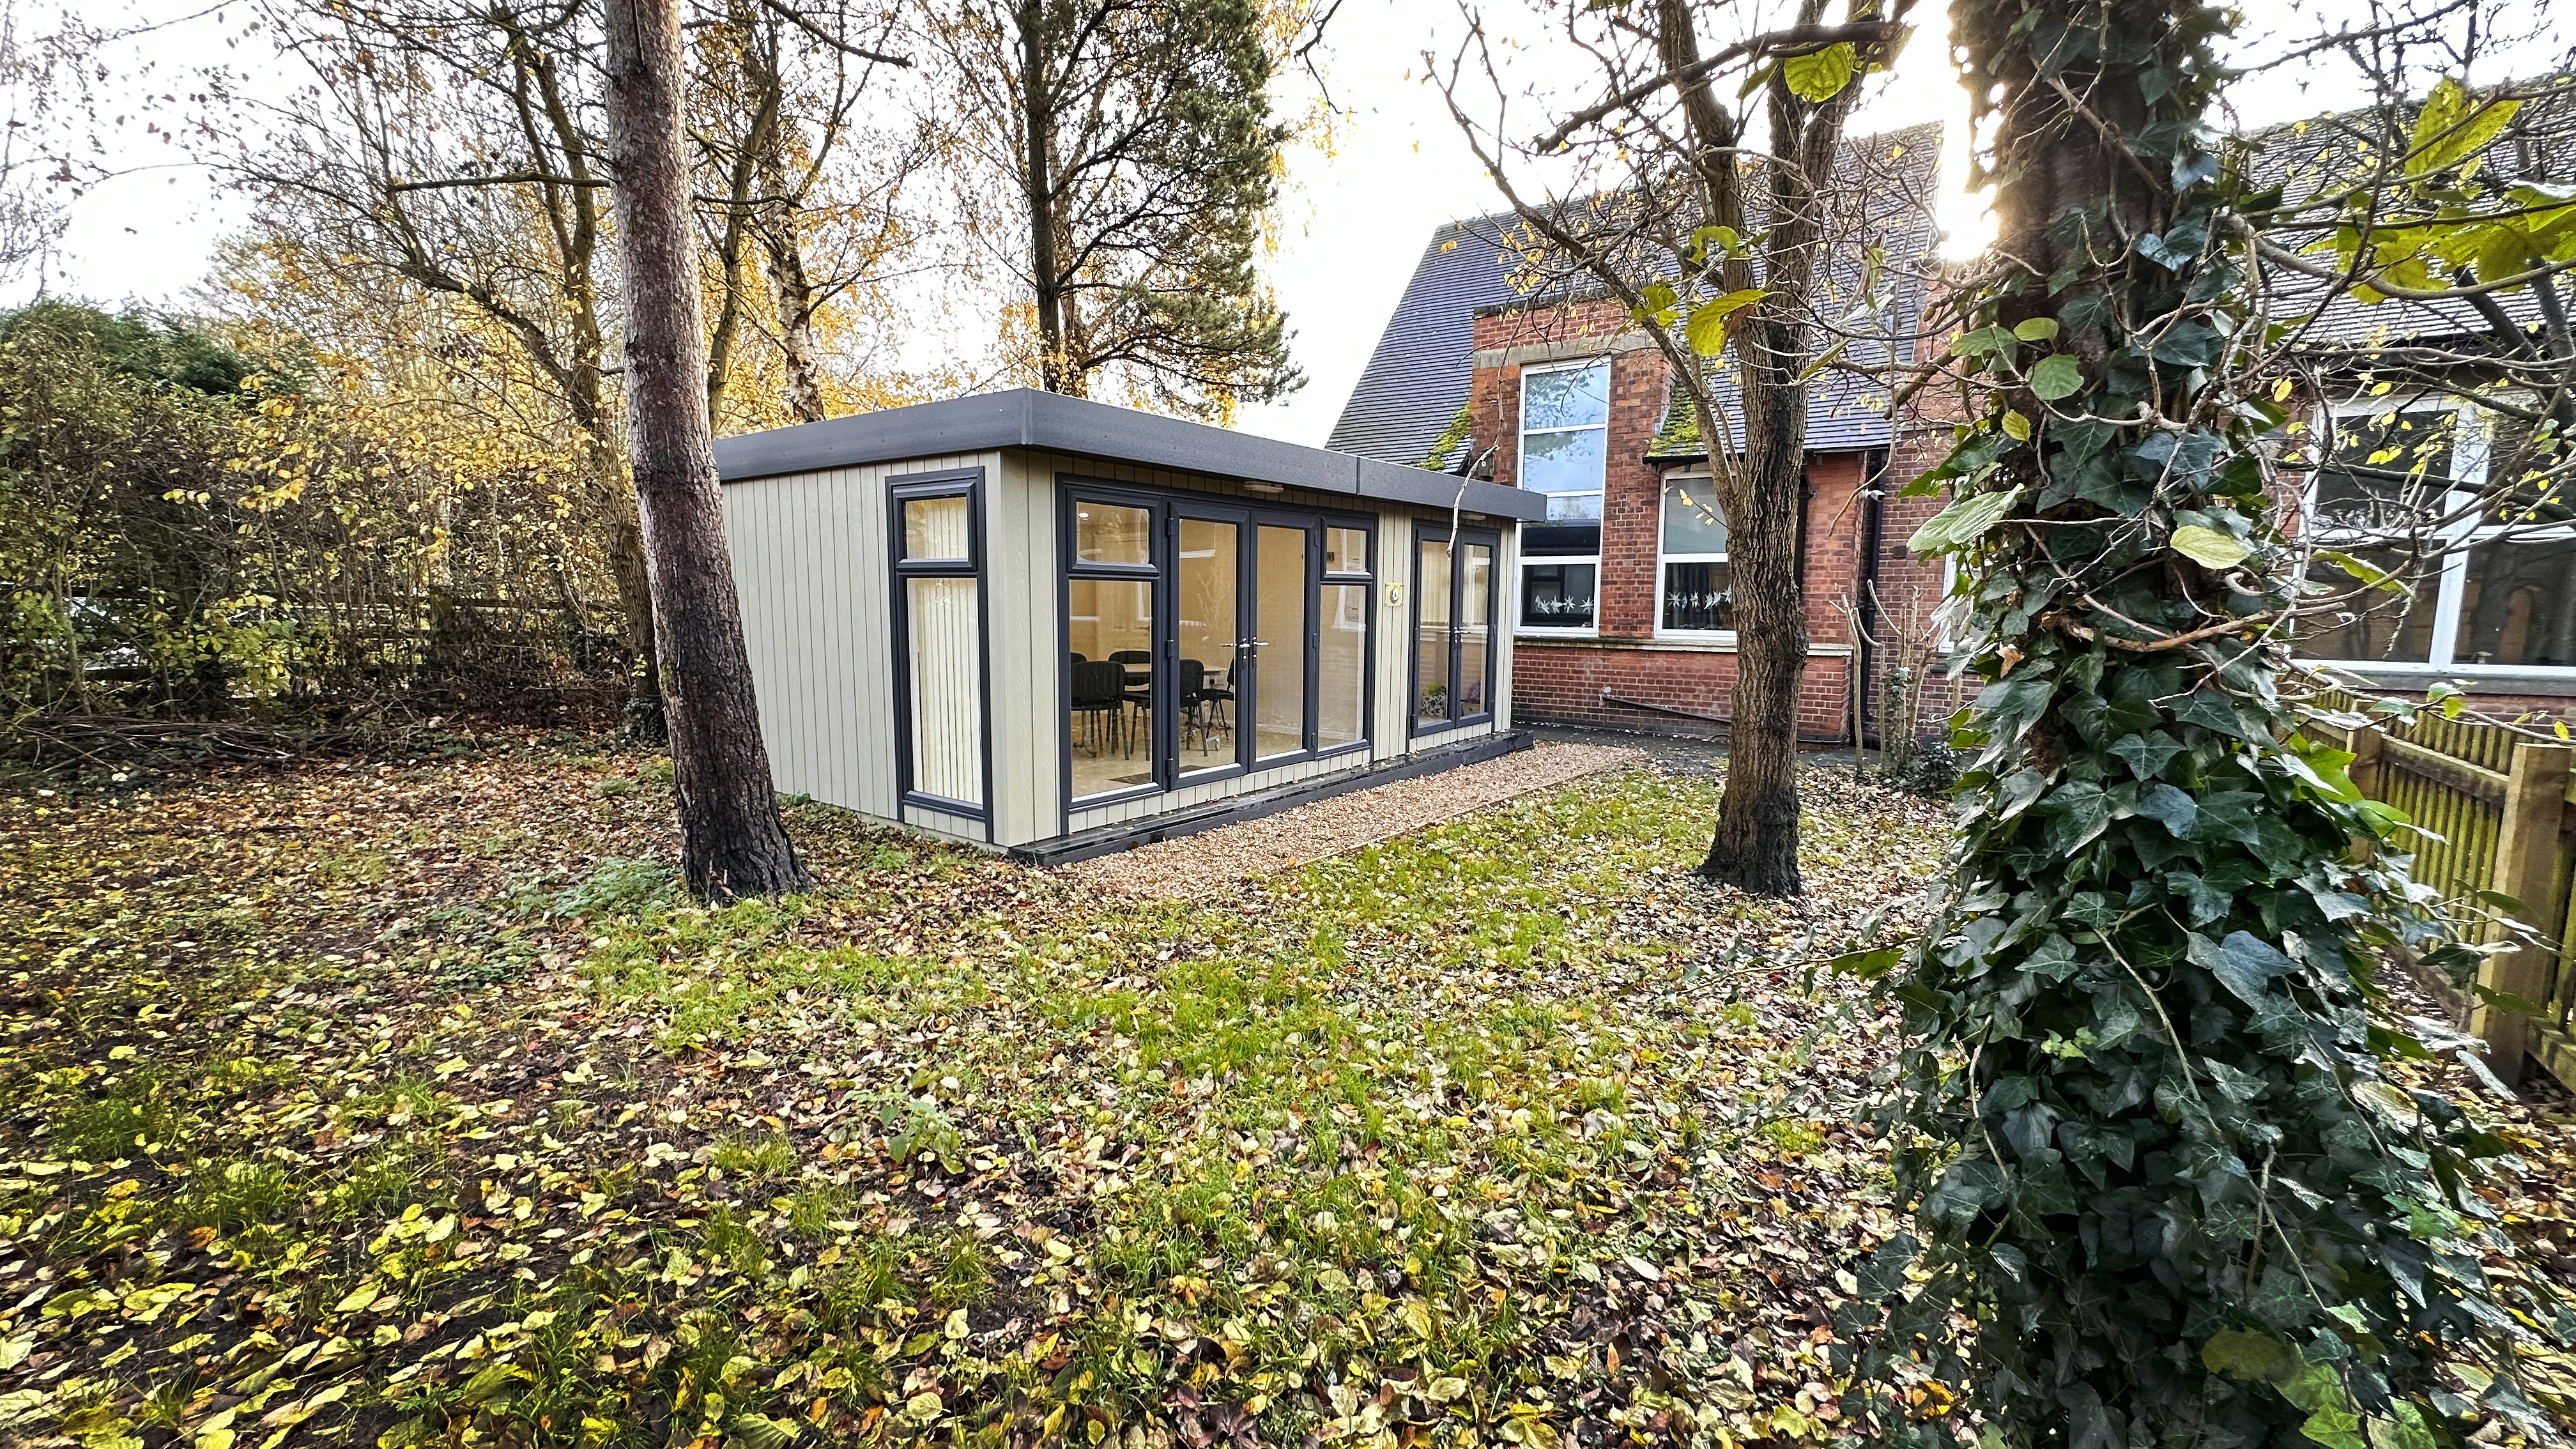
[712, 387, 1547, 521]
[1324, 124, 1942, 467]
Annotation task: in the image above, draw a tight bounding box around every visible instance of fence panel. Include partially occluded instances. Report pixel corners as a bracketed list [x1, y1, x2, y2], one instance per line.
[2309, 688, 2576, 1091]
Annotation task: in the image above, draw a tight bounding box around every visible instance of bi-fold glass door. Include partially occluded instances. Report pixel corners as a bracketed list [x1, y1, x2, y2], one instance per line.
[1063, 482, 1373, 810]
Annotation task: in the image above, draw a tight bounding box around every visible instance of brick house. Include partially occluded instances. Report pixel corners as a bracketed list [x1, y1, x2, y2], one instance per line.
[1326, 125, 1952, 743]
[2257, 88, 2576, 725]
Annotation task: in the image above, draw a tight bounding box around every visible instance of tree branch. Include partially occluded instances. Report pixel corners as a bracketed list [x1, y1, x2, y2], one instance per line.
[1531, 20, 1904, 151]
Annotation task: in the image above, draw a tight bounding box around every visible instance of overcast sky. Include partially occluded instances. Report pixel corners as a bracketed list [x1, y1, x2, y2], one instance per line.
[6, 0, 2526, 447]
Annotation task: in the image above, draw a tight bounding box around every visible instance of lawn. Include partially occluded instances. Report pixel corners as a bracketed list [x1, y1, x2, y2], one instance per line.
[1, 742, 2566, 1448]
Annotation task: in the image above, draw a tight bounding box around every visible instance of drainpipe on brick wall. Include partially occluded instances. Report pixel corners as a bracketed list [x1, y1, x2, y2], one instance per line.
[1855, 448, 1890, 751]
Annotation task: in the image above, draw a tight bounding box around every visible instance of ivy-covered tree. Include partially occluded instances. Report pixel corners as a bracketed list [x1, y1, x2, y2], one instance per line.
[1867, 1, 2556, 1443]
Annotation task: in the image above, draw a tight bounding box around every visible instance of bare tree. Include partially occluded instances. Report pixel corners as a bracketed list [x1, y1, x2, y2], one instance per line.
[690, 0, 929, 427]
[221, 0, 666, 732]
[1434, 0, 1922, 896]
[604, 0, 808, 900]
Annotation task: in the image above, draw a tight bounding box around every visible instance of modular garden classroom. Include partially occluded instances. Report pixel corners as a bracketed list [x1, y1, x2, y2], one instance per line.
[712, 388, 1549, 862]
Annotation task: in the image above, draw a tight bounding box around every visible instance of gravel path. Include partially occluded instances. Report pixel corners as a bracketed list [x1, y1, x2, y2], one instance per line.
[1057, 742, 1642, 898]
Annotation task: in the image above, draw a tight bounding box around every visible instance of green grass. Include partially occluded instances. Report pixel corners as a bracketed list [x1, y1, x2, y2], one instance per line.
[0, 751, 1958, 1448]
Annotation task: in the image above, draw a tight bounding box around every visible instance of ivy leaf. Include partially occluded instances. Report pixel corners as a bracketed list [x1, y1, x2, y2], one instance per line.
[1908, 488, 2021, 555]
[1954, 325, 2020, 358]
[2201, 1328, 2290, 1380]
[2149, 322, 2223, 367]
[2109, 731, 2186, 780]
[2189, 930, 2293, 1005]
[1781, 43, 1858, 102]
[2135, 783, 2197, 836]
[2029, 355, 2085, 401]
[2170, 525, 2249, 569]
[2012, 317, 2060, 341]
[2366, 1404, 2439, 1449]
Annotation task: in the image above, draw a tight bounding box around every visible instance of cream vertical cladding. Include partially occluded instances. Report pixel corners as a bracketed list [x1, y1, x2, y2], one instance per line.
[1376, 506, 1413, 756]
[855, 460, 898, 818]
[1491, 520, 1517, 730]
[983, 448, 1041, 847]
[721, 473, 802, 799]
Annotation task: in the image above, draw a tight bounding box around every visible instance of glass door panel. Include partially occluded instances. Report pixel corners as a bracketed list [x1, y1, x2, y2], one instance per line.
[1416, 538, 1453, 727]
[1066, 577, 1155, 799]
[1176, 518, 1242, 772]
[1319, 581, 1367, 750]
[1254, 525, 1310, 760]
[1459, 542, 1492, 720]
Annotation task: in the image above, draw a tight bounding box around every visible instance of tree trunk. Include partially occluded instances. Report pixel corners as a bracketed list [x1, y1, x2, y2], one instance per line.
[1015, 1, 1072, 394]
[602, 0, 809, 900]
[755, 140, 829, 424]
[597, 477, 665, 739]
[1703, 397, 1807, 894]
[1656, 0, 1826, 897]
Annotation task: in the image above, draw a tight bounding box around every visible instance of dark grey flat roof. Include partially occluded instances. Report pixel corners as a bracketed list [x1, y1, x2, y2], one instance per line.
[714, 387, 1547, 522]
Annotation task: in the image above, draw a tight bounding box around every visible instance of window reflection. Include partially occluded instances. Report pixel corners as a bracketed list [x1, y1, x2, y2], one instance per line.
[903, 496, 971, 562]
[2457, 537, 2576, 665]
[1321, 583, 1366, 749]
[1067, 578, 1154, 798]
[1416, 539, 1452, 726]
[1073, 503, 1152, 565]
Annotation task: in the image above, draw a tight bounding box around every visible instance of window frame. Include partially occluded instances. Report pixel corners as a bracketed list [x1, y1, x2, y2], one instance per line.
[1411, 521, 1501, 738]
[1504, 516, 1586, 634]
[1517, 358, 1611, 524]
[887, 468, 992, 834]
[2292, 396, 2575, 674]
[1059, 482, 1170, 813]
[1056, 476, 1379, 822]
[1654, 470, 1736, 642]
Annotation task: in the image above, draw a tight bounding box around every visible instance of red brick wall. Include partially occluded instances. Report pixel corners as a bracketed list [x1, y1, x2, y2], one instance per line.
[1512, 641, 1859, 740]
[1469, 298, 1893, 740]
[1867, 419, 1976, 743]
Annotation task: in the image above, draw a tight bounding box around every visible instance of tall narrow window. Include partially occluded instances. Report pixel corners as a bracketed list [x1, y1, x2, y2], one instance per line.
[1065, 497, 1160, 802]
[891, 475, 985, 815]
[1517, 362, 1608, 634]
[1519, 361, 1610, 519]
[1319, 528, 1370, 753]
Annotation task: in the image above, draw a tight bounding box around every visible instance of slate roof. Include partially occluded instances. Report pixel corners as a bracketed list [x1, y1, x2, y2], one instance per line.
[2251, 77, 2576, 354]
[1324, 124, 1942, 468]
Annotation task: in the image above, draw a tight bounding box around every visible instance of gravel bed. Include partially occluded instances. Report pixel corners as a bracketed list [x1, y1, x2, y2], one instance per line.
[1057, 742, 1642, 898]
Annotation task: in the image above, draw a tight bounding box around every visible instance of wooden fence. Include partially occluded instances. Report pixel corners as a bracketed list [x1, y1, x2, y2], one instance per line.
[2308, 689, 2576, 1090]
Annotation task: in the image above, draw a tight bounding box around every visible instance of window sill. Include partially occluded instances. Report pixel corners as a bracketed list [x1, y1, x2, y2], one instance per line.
[1510, 634, 1855, 657]
[2307, 659, 2576, 696]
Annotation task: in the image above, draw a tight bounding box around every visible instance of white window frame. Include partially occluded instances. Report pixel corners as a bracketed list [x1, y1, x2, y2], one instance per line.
[1514, 540, 1600, 637]
[2297, 395, 2542, 675]
[1517, 358, 1610, 523]
[1655, 470, 1736, 643]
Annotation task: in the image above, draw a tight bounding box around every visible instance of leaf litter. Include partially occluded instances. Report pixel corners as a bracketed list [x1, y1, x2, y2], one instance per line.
[3, 739, 2572, 1447]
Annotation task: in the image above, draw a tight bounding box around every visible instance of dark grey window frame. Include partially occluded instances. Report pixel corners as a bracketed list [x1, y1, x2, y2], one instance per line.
[1411, 522, 1501, 737]
[887, 468, 992, 837]
[1057, 475, 1378, 825]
